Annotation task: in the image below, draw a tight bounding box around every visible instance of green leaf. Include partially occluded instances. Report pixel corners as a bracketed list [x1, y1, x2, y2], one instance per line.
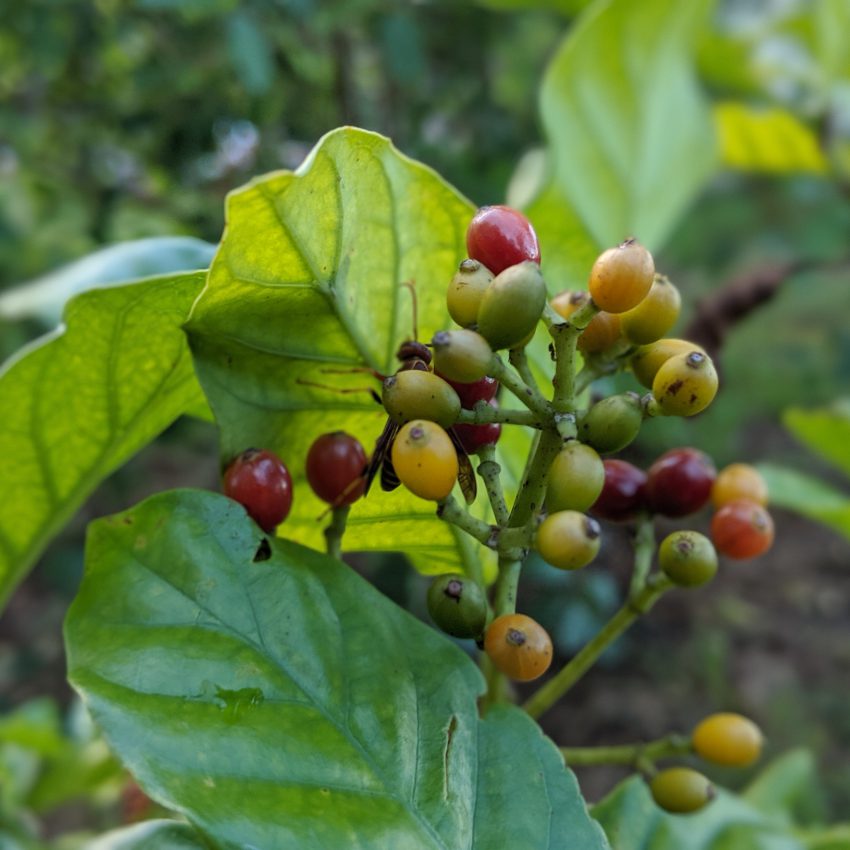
[527, 0, 717, 286]
[65, 489, 609, 850]
[83, 821, 208, 850]
[0, 272, 208, 611]
[185, 127, 491, 575]
[742, 750, 821, 827]
[756, 464, 850, 543]
[474, 0, 592, 15]
[783, 403, 850, 480]
[592, 775, 805, 850]
[0, 238, 216, 326]
[715, 103, 828, 174]
[226, 11, 275, 96]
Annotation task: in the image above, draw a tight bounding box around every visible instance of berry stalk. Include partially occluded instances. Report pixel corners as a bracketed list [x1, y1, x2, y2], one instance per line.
[560, 733, 692, 767]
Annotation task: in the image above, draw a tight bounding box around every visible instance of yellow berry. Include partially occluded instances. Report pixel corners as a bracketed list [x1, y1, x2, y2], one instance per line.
[692, 713, 764, 767]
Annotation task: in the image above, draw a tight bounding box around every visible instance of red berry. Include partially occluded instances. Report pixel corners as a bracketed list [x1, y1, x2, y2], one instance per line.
[466, 205, 541, 275]
[223, 449, 293, 532]
[437, 372, 499, 409]
[711, 500, 774, 559]
[646, 448, 716, 518]
[591, 459, 648, 522]
[454, 399, 501, 454]
[306, 431, 368, 506]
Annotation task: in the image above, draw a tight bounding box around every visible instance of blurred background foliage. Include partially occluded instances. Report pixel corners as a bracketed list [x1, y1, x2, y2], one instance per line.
[2, 0, 850, 843]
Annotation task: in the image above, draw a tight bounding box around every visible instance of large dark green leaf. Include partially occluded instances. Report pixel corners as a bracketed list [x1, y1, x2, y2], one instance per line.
[185, 127, 499, 576]
[592, 775, 804, 850]
[66, 489, 608, 850]
[0, 273, 207, 610]
[527, 0, 717, 286]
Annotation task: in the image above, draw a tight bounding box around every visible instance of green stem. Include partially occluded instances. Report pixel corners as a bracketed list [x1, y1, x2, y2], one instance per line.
[523, 574, 673, 720]
[476, 445, 510, 526]
[628, 516, 656, 601]
[493, 554, 522, 617]
[456, 405, 542, 428]
[488, 355, 552, 421]
[324, 505, 351, 560]
[509, 346, 542, 394]
[549, 299, 598, 413]
[438, 496, 495, 547]
[508, 428, 562, 527]
[560, 734, 692, 767]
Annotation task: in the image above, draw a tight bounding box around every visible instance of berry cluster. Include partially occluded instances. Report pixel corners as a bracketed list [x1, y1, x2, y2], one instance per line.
[218, 203, 774, 816]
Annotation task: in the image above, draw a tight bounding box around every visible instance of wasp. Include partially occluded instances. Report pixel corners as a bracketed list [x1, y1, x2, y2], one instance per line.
[364, 337, 478, 504]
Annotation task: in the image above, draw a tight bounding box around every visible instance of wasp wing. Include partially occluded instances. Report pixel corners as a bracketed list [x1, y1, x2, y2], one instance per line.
[448, 428, 478, 505]
[365, 418, 400, 496]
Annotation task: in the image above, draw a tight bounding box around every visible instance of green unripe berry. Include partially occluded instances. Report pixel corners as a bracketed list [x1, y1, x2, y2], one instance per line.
[652, 350, 719, 417]
[431, 329, 493, 383]
[536, 511, 601, 570]
[382, 370, 461, 427]
[578, 393, 643, 454]
[426, 573, 488, 639]
[476, 261, 546, 350]
[546, 442, 605, 513]
[649, 767, 715, 814]
[659, 530, 718, 587]
[446, 259, 495, 328]
[620, 274, 682, 344]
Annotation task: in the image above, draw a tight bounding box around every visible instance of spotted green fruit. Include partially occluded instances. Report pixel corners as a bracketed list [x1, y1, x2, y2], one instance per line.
[477, 261, 546, 350]
[631, 338, 706, 389]
[431, 329, 493, 383]
[652, 351, 719, 417]
[426, 574, 488, 639]
[447, 259, 495, 328]
[382, 370, 461, 427]
[546, 442, 605, 513]
[649, 767, 715, 814]
[536, 511, 601, 570]
[659, 530, 718, 587]
[579, 393, 643, 454]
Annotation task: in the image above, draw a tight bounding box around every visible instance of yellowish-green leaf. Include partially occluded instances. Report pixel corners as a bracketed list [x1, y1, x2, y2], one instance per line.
[715, 102, 828, 174]
[0, 273, 207, 610]
[186, 127, 503, 577]
[527, 0, 717, 287]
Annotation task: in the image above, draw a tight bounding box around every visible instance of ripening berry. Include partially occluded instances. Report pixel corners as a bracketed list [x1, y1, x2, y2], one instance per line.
[536, 511, 601, 570]
[712, 463, 768, 508]
[454, 399, 501, 454]
[591, 460, 649, 522]
[546, 442, 605, 513]
[382, 370, 461, 427]
[223, 449, 293, 533]
[550, 290, 622, 354]
[431, 329, 493, 383]
[391, 420, 458, 501]
[305, 432, 367, 506]
[620, 274, 681, 344]
[646, 448, 716, 518]
[466, 205, 541, 275]
[477, 261, 546, 350]
[484, 613, 553, 681]
[659, 530, 718, 587]
[649, 767, 715, 814]
[447, 259, 495, 328]
[692, 713, 764, 767]
[437, 372, 499, 410]
[589, 239, 655, 313]
[711, 500, 774, 559]
[631, 338, 707, 389]
[426, 574, 488, 639]
[652, 350, 719, 417]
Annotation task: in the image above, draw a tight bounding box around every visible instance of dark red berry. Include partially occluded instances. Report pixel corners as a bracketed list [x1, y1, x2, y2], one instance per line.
[591, 459, 648, 522]
[437, 371, 499, 409]
[454, 399, 501, 454]
[223, 448, 293, 532]
[466, 206, 541, 275]
[646, 448, 716, 518]
[306, 431, 368, 506]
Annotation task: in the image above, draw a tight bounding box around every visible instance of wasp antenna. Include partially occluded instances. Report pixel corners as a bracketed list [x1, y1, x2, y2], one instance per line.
[401, 280, 419, 342]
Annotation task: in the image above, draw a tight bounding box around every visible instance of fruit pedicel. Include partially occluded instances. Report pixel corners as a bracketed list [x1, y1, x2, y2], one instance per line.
[220, 205, 774, 815]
